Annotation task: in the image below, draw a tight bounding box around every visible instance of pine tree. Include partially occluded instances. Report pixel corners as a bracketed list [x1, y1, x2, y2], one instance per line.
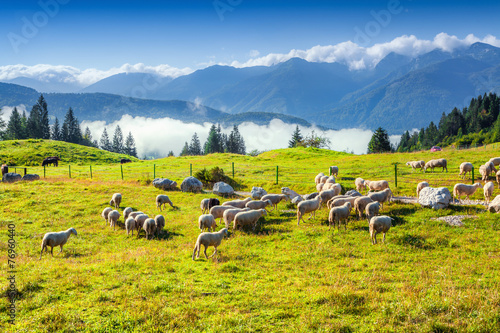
[124, 131, 137, 157]
[180, 142, 189, 156]
[112, 125, 124, 153]
[27, 103, 42, 138]
[99, 128, 112, 151]
[81, 127, 94, 147]
[189, 132, 202, 155]
[61, 121, 69, 142]
[226, 125, 245, 154]
[52, 117, 62, 141]
[167, 151, 174, 157]
[288, 125, 303, 148]
[5, 107, 23, 140]
[62, 108, 81, 144]
[204, 124, 222, 154]
[367, 127, 391, 153]
[37, 95, 50, 139]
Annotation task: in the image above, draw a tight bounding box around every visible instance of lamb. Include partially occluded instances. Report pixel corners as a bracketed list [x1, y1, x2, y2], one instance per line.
[296, 196, 322, 225]
[143, 218, 157, 240]
[367, 188, 392, 209]
[365, 180, 389, 191]
[222, 197, 252, 209]
[192, 228, 228, 260]
[245, 199, 273, 211]
[209, 205, 234, 224]
[453, 182, 483, 203]
[489, 157, 500, 167]
[354, 196, 374, 220]
[281, 187, 302, 200]
[365, 201, 380, 223]
[424, 158, 448, 172]
[123, 207, 133, 220]
[261, 194, 289, 210]
[128, 211, 144, 219]
[484, 181, 495, 204]
[125, 217, 137, 236]
[223, 207, 250, 228]
[233, 209, 267, 231]
[135, 214, 149, 236]
[156, 194, 173, 211]
[200, 198, 220, 214]
[154, 215, 165, 237]
[110, 193, 122, 209]
[355, 178, 366, 192]
[416, 181, 430, 197]
[328, 202, 352, 231]
[369, 216, 393, 245]
[101, 207, 113, 225]
[40, 228, 77, 259]
[406, 160, 425, 172]
[108, 210, 120, 230]
[198, 214, 217, 232]
[329, 166, 339, 177]
[327, 196, 356, 210]
[459, 162, 473, 179]
[315, 172, 325, 185]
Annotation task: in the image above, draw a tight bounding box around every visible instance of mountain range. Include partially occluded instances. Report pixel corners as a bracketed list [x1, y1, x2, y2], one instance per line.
[1, 42, 500, 134]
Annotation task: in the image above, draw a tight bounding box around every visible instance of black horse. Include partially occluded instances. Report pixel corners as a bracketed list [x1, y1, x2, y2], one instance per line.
[42, 156, 60, 167]
[120, 158, 132, 164]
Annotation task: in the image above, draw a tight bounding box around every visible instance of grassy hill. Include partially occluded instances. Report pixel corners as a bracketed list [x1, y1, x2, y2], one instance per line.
[1, 143, 500, 332]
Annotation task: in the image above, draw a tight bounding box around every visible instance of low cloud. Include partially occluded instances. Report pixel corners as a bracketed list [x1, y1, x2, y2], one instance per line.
[0, 105, 28, 123]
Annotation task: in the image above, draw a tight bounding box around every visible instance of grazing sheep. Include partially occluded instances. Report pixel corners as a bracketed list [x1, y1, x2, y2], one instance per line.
[325, 176, 336, 184]
[123, 207, 133, 220]
[345, 190, 362, 197]
[110, 193, 122, 209]
[354, 196, 374, 220]
[424, 159, 448, 172]
[486, 161, 498, 173]
[315, 172, 325, 185]
[233, 209, 267, 231]
[155, 215, 165, 237]
[355, 178, 366, 192]
[199, 214, 217, 232]
[416, 181, 430, 197]
[316, 183, 325, 192]
[245, 199, 273, 211]
[303, 192, 319, 200]
[101, 207, 113, 225]
[261, 194, 289, 210]
[479, 164, 492, 181]
[200, 198, 220, 214]
[128, 211, 144, 219]
[489, 157, 500, 167]
[297, 196, 322, 225]
[484, 181, 495, 204]
[453, 183, 483, 203]
[125, 217, 136, 236]
[319, 188, 340, 207]
[320, 175, 329, 184]
[222, 197, 252, 209]
[365, 180, 389, 191]
[192, 228, 228, 260]
[367, 188, 392, 209]
[365, 201, 380, 223]
[135, 214, 149, 236]
[281, 187, 302, 200]
[329, 166, 339, 177]
[40, 228, 77, 259]
[321, 182, 338, 191]
[369, 216, 393, 245]
[156, 194, 173, 211]
[223, 207, 250, 228]
[406, 160, 425, 172]
[108, 210, 120, 230]
[143, 218, 157, 240]
[328, 202, 352, 231]
[327, 196, 356, 210]
[209, 205, 234, 224]
[459, 162, 473, 179]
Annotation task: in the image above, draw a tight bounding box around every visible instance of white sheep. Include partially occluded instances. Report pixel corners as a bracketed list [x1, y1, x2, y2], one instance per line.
[223, 207, 250, 228]
[483, 181, 495, 204]
[367, 188, 392, 210]
[316, 183, 325, 192]
[319, 175, 329, 184]
[424, 159, 448, 172]
[128, 211, 144, 219]
[281, 187, 302, 200]
[406, 160, 425, 172]
[365, 180, 389, 191]
[325, 176, 336, 184]
[355, 178, 366, 192]
[365, 201, 380, 223]
[123, 207, 133, 220]
[453, 182, 483, 203]
[327, 196, 356, 210]
[125, 217, 136, 236]
[329, 166, 339, 177]
[369, 216, 393, 244]
[296, 196, 322, 225]
[199, 214, 217, 232]
[110, 193, 122, 209]
[328, 202, 351, 231]
[354, 196, 374, 220]
[315, 172, 325, 185]
[143, 218, 157, 240]
[101, 207, 113, 225]
[200, 198, 220, 214]
[40, 228, 77, 259]
[245, 199, 273, 211]
[233, 209, 267, 231]
[459, 162, 473, 179]
[479, 164, 492, 181]
[209, 205, 234, 224]
[192, 228, 228, 260]
[416, 181, 430, 197]
[135, 214, 149, 236]
[222, 197, 252, 209]
[108, 210, 120, 230]
[155, 215, 165, 237]
[321, 182, 338, 191]
[156, 194, 173, 211]
[261, 194, 289, 210]
[318, 188, 340, 207]
[488, 157, 500, 167]
[486, 161, 498, 173]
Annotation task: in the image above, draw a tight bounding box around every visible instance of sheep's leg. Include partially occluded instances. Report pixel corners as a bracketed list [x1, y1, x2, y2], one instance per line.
[59, 245, 63, 253]
[383, 232, 386, 243]
[50, 246, 54, 257]
[203, 245, 209, 259]
[209, 246, 218, 258]
[40, 246, 45, 259]
[373, 232, 378, 244]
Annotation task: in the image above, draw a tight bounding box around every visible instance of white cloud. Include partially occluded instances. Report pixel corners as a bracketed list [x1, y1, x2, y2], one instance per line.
[0, 105, 28, 123]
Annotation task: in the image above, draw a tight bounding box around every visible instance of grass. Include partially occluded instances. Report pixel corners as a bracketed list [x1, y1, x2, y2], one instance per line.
[1, 142, 500, 332]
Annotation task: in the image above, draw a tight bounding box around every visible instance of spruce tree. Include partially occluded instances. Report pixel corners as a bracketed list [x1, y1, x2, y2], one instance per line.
[112, 125, 124, 153]
[62, 108, 81, 144]
[204, 124, 221, 154]
[167, 151, 174, 157]
[189, 133, 202, 155]
[52, 117, 62, 141]
[0, 109, 5, 138]
[124, 131, 137, 157]
[288, 125, 303, 148]
[5, 107, 23, 140]
[37, 95, 50, 139]
[367, 127, 391, 153]
[27, 103, 42, 138]
[99, 128, 112, 151]
[20, 111, 28, 139]
[180, 142, 189, 156]
[82, 127, 94, 146]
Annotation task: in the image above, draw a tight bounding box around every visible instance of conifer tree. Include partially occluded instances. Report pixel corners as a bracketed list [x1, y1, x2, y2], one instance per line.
[367, 127, 392, 153]
[99, 128, 112, 151]
[288, 125, 303, 148]
[27, 103, 42, 138]
[52, 117, 62, 141]
[167, 151, 174, 157]
[62, 108, 81, 144]
[124, 131, 137, 157]
[37, 95, 50, 139]
[112, 125, 124, 153]
[204, 124, 222, 154]
[81, 127, 94, 147]
[5, 107, 23, 140]
[180, 142, 189, 156]
[189, 132, 202, 155]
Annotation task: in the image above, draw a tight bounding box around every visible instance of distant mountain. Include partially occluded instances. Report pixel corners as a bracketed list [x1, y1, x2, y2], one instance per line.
[1, 76, 84, 93]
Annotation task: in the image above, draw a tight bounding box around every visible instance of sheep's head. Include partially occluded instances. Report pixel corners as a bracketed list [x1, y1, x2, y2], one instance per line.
[70, 228, 78, 236]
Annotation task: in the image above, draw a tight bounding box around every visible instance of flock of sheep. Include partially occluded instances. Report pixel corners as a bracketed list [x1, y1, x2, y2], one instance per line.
[39, 155, 500, 260]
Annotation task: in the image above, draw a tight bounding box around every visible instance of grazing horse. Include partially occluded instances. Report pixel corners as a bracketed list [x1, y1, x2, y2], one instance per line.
[42, 157, 60, 167]
[120, 158, 132, 164]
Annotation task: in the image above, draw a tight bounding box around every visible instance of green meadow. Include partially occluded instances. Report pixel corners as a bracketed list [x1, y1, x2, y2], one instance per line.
[1, 140, 500, 332]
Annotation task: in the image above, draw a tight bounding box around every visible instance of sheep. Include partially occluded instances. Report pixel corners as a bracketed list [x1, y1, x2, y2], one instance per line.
[154, 215, 165, 237]
[315, 172, 325, 185]
[128, 211, 144, 219]
[200, 198, 220, 214]
[101, 207, 113, 225]
[318, 188, 340, 207]
[110, 193, 122, 209]
[369, 216, 393, 244]
[424, 158, 448, 172]
[198, 214, 217, 232]
[125, 217, 136, 236]
[329, 166, 339, 177]
[143, 218, 157, 240]
[489, 157, 500, 167]
[233, 209, 267, 231]
[327, 196, 357, 210]
[406, 160, 425, 172]
[209, 205, 234, 224]
[459, 162, 473, 179]
[416, 181, 430, 197]
[345, 190, 362, 197]
[497, 170, 500, 188]
[40, 228, 77, 259]
[123, 207, 133, 220]
[192, 228, 228, 260]
[328, 202, 352, 231]
[453, 183, 483, 203]
[486, 161, 498, 173]
[296, 196, 322, 225]
[321, 182, 338, 191]
[261, 194, 289, 210]
[367, 188, 392, 210]
[484, 181, 495, 204]
[365, 201, 380, 223]
[156, 194, 173, 211]
[319, 175, 329, 184]
[316, 183, 325, 192]
[365, 180, 389, 191]
[223, 208, 250, 228]
[325, 176, 336, 184]
[354, 196, 374, 220]
[135, 214, 149, 237]
[355, 178, 366, 192]
[108, 210, 120, 230]
[245, 199, 273, 211]
[222, 197, 252, 209]
[281, 187, 302, 200]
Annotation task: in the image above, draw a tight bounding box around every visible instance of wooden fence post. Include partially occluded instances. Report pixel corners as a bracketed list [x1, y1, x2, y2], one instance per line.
[232, 162, 235, 179]
[154, 164, 156, 179]
[190, 164, 192, 177]
[471, 166, 474, 185]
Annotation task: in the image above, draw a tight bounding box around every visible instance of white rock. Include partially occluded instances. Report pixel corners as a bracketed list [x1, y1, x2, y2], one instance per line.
[213, 182, 234, 196]
[152, 178, 177, 190]
[418, 187, 452, 210]
[180, 176, 203, 193]
[250, 187, 267, 199]
[488, 195, 500, 213]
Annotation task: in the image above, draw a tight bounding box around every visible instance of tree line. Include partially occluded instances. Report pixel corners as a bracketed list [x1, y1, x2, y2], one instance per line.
[179, 124, 246, 156]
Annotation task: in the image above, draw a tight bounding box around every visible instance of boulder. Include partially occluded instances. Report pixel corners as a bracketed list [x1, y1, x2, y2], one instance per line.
[488, 195, 500, 213]
[418, 187, 452, 210]
[152, 178, 178, 191]
[251, 186, 267, 199]
[213, 182, 234, 196]
[2, 173, 22, 183]
[22, 174, 40, 181]
[345, 190, 362, 197]
[180, 176, 203, 193]
[303, 192, 319, 200]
